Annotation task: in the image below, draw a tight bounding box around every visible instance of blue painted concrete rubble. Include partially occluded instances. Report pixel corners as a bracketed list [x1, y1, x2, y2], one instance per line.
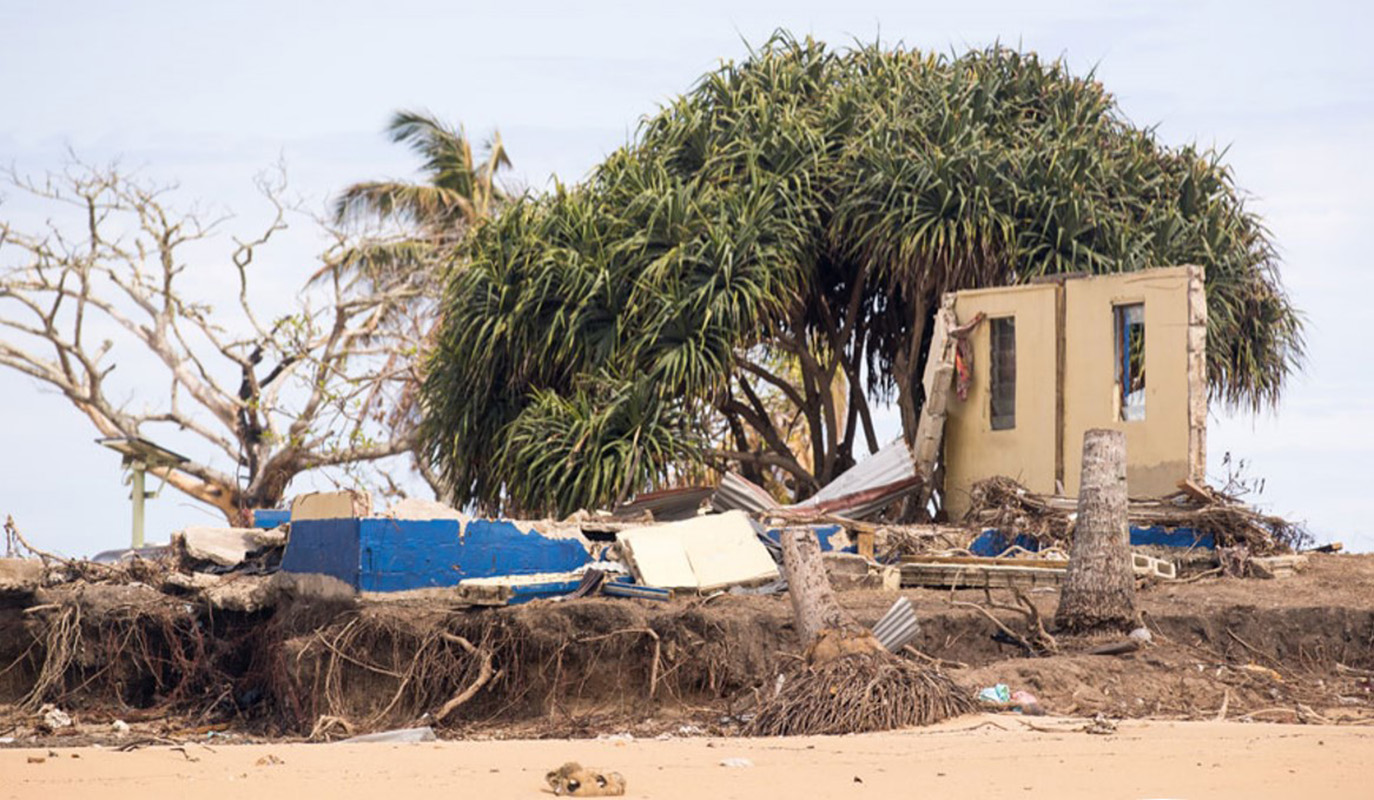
[281, 517, 591, 591]
[762, 524, 855, 553]
[252, 508, 291, 529]
[970, 526, 1215, 557]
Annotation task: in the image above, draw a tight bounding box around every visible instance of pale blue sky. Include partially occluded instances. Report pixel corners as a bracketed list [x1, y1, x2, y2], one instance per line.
[2, 0, 1370, 555]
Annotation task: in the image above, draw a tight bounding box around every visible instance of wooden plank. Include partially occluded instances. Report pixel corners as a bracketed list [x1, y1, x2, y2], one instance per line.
[855, 530, 875, 561]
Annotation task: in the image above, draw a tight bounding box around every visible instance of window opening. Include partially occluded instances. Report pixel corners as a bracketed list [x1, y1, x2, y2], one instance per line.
[989, 316, 1016, 430]
[1115, 303, 1145, 421]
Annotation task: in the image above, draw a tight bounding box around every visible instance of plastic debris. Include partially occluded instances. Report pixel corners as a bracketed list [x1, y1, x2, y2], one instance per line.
[977, 684, 1011, 705]
[1010, 690, 1045, 716]
[39, 705, 72, 731]
[719, 757, 753, 768]
[596, 732, 635, 743]
[338, 726, 436, 743]
[110, 720, 130, 736]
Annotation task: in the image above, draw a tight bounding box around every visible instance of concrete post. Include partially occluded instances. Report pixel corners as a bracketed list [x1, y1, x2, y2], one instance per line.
[131, 461, 146, 550]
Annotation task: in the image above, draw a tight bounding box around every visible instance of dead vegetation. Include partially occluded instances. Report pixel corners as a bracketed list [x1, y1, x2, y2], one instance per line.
[743, 654, 975, 735]
[964, 476, 1310, 554]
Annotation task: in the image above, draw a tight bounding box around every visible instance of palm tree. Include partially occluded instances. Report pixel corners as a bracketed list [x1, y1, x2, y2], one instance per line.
[329, 110, 511, 284]
[330, 111, 512, 498]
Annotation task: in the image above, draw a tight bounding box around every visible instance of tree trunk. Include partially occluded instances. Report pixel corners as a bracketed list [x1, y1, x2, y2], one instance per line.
[1054, 429, 1139, 634]
[780, 527, 884, 663]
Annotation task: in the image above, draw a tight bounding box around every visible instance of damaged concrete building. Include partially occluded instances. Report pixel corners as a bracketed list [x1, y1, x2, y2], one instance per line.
[941, 265, 1208, 518]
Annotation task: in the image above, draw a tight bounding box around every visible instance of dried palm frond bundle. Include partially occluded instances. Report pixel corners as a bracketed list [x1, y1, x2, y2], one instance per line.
[743, 653, 974, 736]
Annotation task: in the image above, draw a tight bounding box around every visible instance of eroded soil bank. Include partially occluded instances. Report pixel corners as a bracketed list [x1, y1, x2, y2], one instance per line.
[2, 554, 1372, 743]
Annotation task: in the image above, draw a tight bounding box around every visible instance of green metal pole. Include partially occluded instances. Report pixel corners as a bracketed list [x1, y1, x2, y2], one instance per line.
[131, 462, 146, 550]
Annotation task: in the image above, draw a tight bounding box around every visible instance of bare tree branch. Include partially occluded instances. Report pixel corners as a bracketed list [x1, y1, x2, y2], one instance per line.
[0, 160, 437, 523]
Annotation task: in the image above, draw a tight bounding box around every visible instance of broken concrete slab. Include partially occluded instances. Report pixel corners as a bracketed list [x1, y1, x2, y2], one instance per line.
[1251, 554, 1309, 579]
[162, 571, 275, 612]
[616, 511, 779, 592]
[291, 490, 372, 521]
[0, 557, 43, 602]
[0, 557, 43, 590]
[456, 571, 585, 605]
[822, 552, 900, 591]
[173, 526, 285, 568]
[202, 575, 274, 612]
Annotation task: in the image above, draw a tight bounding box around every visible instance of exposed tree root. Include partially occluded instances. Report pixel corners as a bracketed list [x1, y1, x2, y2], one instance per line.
[742, 652, 976, 736]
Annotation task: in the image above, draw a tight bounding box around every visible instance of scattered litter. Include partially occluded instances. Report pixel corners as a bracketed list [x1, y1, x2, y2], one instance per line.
[596, 732, 635, 743]
[1081, 713, 1118, 735]
[978, 684, 1011, 705]
[719, 757, 753, 768]
[27, 756, 45, 764]
[1010, 691, 1045, 716]
[39, 705, 72, 731]
[338, 726, 436, 744]
[601, 578, 673, 602]
[111, 720, 130, 736]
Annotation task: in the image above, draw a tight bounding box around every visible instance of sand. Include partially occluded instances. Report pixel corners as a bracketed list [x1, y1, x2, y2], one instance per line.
[2, 715, 1368, 800]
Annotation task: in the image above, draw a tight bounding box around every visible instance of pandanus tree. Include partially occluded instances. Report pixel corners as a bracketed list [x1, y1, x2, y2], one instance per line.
[421, 34, 1303, 518]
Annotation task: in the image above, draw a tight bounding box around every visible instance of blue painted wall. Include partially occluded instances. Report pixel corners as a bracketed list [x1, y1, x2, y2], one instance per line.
[280, 518, 361, 584]
[282, 518, 591, 592]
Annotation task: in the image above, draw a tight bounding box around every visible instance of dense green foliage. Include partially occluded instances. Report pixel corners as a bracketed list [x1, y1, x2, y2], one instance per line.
[421, 35, 1303, 516]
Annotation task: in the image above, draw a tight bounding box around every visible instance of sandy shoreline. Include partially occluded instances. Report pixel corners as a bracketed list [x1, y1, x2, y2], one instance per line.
[3, 714, 1369, 800]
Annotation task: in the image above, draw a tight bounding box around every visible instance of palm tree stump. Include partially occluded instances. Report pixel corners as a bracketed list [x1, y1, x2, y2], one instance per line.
[1054, 428, 1139, 634]
[780, 527, 887, 663]
[742, 527, 974, 735]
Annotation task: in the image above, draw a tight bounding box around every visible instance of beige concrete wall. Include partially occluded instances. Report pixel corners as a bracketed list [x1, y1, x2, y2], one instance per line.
[943, 284, 1059, 518]
[1061, 266, 1198, 498]
[942, 266, 1206, 519]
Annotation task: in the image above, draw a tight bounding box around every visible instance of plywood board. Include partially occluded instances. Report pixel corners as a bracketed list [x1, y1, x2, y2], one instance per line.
[617, 511, 779, 592]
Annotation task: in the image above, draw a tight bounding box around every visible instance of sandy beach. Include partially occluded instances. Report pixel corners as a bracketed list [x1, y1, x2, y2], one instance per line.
[3, 715, 1369, 800]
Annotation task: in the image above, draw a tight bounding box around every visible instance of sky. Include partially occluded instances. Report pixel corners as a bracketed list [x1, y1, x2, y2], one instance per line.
[1, 0, 1370, 556]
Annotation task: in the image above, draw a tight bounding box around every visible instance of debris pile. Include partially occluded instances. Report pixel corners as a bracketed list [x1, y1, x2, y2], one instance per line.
[964, 476, 1309, 554]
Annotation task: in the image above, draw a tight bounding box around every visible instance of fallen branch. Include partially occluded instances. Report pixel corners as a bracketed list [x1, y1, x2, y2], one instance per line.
[436, 634, 495, 720]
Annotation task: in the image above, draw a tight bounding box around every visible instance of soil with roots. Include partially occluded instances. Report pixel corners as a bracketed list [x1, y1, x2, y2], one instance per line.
[3, 554, 1374, 744]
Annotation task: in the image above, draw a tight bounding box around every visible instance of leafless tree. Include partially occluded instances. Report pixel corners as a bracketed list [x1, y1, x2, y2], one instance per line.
[0, 158, 437, 524]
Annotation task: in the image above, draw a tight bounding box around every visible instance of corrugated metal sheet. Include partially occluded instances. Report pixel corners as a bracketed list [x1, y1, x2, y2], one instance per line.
[710, 438, 921, 521]
[616, 486, 713, 521]
[710, 471, 778, 514]
[872, 596, 921, 652]
[797, 439, 916, 508]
